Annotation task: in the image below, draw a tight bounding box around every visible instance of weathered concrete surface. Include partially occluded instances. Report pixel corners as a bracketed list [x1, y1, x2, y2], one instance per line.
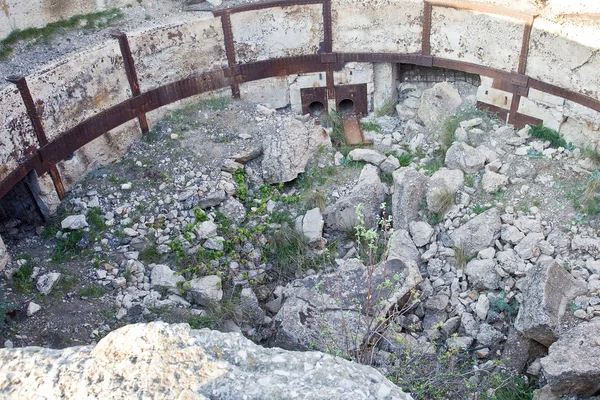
[240, 77, 290, 110]
[514, 261, 587, 347]
[0, 86, 36, 183]
[0, 322, 413, 399]
[231, 4, 323, 64]
[27, 41, 130, 141]
[128, 14, 227, 92]
[541, 319, 600, 397]
[430, 7, 524, 73]
[527, 17, 600, 103]
[332, 0, 423, 54]
[0, 0, 132, 40]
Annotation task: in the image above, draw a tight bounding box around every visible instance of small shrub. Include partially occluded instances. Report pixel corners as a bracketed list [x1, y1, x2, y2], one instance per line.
[397, 152, 413, 167]
[139, 245, 161, 263]
[52, 230, 85, 262]
[578, 171, 600, 215]
[428, 188, 454, 215]
[472, 204, 491, 215]
[529, 124, 569, 149]
[304, 189, 327, 211]
[233, 169, 248, 201]
[454, 246, 469, 268]
[376, 97, 397, 117]
[79, 285, 108, 298]
[13, 264, 35, 294]
[193, 207, 210, 222]
[361, 121, 383, 133]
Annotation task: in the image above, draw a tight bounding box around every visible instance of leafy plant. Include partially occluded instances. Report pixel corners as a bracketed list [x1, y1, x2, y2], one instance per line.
[529, 124, 570, 149]
[12, 264, 35, 294]
[397, 152, 413, 167]
[361, 121, 383, 133]
[376, 97, 397, 117]
[52, 230, 85, 262]
[139, 244, 161, 263]
[234, 169, 248, 201]
[472, 204, 491, 215]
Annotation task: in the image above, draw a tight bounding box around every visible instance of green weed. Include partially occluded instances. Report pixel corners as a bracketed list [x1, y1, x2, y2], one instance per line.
[361, 121, 383, 133]
[397, 152, 413, 167]
[78, 285, 108, 298]
[529, 124, 570, 149]
[139, 244, 161, 263]
[52, 231, 85, 262]
[376, 97, 397, 117]
[0, 9, 123, 59]
[12, 264, 35, 294]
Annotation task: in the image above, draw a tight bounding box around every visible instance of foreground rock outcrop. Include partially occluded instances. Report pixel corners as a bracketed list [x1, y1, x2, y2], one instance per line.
[0, 322, 412, 400]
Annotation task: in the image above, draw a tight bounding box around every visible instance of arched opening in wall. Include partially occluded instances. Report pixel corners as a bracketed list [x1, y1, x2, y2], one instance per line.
[0, 171, 47, 235]
[337, 99, 355, 115]
[397, 64, 481, 103]
[308, 101, 326, 116]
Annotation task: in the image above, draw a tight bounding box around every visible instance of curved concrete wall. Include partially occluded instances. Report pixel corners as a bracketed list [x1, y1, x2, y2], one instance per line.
[1, 0, 599, 203]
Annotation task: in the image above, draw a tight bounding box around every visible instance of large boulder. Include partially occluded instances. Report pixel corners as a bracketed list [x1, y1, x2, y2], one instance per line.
[186, 275, 223, 306]
[0, 235, 9, 272]
[150, 264, 184, 293]
[541, 319, 600, 397]
[465, 259, 501, 290]
[261, 118, 331, 183]
[444, 142, 486, 174]
[514, 261, 587, 347]
[273, 258, 421, 353]
[426, 168, 464, 213]
[417, 82, 462, 130]
[450, 208, 501, 258]
[392, 167, 429, 230]
[0, 322, 412, 399]
[324, 164, 384, 232]
[301, 208, 324, 244]
[388, 229, 421, 266]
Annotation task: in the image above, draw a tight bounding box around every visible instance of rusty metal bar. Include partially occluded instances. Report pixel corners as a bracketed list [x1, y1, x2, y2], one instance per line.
[513, 112, 543, 129]
[507, 93, 521, 125]
[529, 78, 600, 113]
[38, 69, 232, 168]
[422, 2, 433, 56]
[212, 0, 324, 16]
[110, 31, 149, 134]
[476, 101, 509, 122]
[322, 0, 332, 53]
[4, 51, 600, 200]
[518, 16, 535, 75]
[220, 14, 240, 98]
[340, 53, 433, 67]
[0, 156, 42, 200]
[5, 75, 65, 200]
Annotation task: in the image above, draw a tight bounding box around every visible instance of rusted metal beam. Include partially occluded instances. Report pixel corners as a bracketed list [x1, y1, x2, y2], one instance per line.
[513, 112, 543, 129]
[422, 2, 433, 56]
[529, 78, 600, 114]
[5, 75, 65, 200]
[340, 53, 433, 67]
[110, 31, 149, 134]
[476, 101, 509, 122]
[38, 69, 232, 169]
[518, 16, 535, 75]
[212, 0, 323, 16]
[220, 14, 240, 98]
[0, 156, 42, 200]
[322, 0, 332, 53]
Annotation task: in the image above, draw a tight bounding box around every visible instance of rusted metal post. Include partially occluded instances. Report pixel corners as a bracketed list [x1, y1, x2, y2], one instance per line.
[6, 75, 66, 200]
[110, 31, 149, 133]
[422, 2, 433, 56]
[220, 14, 241, 98]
